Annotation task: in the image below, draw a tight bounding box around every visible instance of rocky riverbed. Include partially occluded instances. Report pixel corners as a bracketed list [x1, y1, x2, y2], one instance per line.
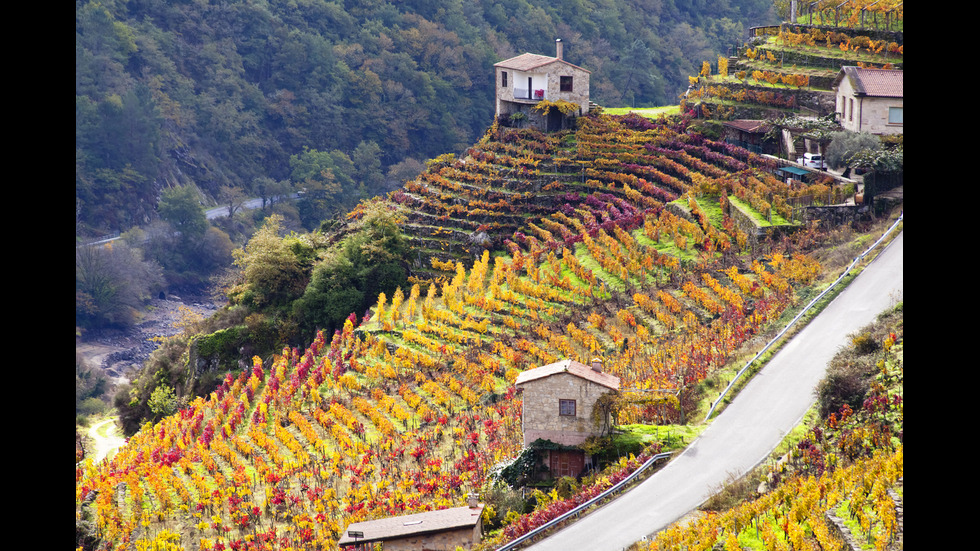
[76, 294, 220, 386]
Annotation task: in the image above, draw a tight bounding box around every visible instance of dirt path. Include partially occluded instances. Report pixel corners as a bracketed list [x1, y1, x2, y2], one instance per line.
[88, 417, 127, 463]
[76, 295, 219, 462]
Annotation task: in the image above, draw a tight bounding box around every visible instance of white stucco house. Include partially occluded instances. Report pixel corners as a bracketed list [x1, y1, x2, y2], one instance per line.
[493, 39, 591, 131]
[833, 67, 903, 135]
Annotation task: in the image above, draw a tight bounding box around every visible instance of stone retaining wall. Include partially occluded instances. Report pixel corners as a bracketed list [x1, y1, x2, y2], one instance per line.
[727, 199, 800, 247]
[824, 479, 903, 550]
[803, 204, 871, 227]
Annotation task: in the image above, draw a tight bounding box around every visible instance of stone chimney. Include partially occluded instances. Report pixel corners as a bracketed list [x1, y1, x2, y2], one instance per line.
[556, 38, 563, 60]
[467, 493, 480, 508]
[591, 358, 602, 372]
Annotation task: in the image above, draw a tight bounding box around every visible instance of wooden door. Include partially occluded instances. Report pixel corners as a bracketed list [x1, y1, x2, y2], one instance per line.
[550, 450, 585, 478]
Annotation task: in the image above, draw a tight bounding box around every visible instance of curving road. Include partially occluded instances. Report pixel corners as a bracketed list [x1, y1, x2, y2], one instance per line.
[525, 230, 904, 551]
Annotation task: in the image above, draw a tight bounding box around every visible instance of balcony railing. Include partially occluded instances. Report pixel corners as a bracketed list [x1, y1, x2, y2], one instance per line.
[513, 88, 545, 100]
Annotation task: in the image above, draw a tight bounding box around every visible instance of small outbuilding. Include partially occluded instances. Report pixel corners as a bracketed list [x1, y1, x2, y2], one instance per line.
[338, 496, 485, 551]
[776, 165, 812, 183]
[721, 119, 776, 155]
[514, 358, 620, 478]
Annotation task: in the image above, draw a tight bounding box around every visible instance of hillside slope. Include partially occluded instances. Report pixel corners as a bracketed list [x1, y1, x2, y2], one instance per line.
[519, 229, 902, 551]
[75, 112, 891, 551]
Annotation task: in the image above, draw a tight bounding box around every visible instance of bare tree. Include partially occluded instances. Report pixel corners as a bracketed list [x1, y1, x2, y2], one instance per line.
[76, 241, 164, 330]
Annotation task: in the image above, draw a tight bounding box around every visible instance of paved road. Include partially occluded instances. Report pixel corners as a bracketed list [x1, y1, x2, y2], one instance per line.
[206, 194, 297, 219]
[526, 230, 904, 551]
[206, 198, 265, 219]
[81, 197, 272, 248]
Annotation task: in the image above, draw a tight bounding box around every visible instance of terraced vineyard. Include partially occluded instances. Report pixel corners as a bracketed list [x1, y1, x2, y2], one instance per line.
[641, 307, 904, 551]
[76, 112, 889, 551]
[685, 12, 903, 121]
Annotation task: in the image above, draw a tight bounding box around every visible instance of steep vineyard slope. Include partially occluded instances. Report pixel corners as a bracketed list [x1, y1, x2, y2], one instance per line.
[76, 113, 856, 551]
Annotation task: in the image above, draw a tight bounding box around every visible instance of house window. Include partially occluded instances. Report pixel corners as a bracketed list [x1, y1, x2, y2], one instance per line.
[848, 98, 854, 121]
[559, 399, 576, 417]
[560, 76, 573, 92]
[501, 71, 508, 88]
[888, 106, 903, 125]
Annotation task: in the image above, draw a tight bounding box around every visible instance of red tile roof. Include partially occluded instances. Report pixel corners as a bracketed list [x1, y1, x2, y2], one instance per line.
[515, 359, 620, 390]
[837, 67, 903, 98]
[338, 505, 484, 546]
[722, 119, 770, 133]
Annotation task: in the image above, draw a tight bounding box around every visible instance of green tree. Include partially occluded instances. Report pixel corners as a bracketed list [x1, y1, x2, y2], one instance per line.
[192, 226, 237, 275]
[293, 250, 366, 336]
[230, 214, 315, 309]
[385, 158, 426, 192]
[290, 147, 360, 229]
[219, 185, 249, 218]
[619, 39, 655, 105]
[352, 140, 385, 196]
[147, 384, 179, 420]
[252, 176, 294, 210]
[294, 202, 410, 336]
[158, 185, 208, 241]
[826, 131, 881, 169]
[145, 186, 234, 286]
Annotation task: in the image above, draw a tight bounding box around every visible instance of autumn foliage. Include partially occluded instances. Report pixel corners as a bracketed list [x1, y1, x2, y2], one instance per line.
[77, 113, 874, 551]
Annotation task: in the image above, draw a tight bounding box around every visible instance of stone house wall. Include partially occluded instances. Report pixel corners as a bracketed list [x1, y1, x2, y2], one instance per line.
[520, 372, 610, 447]
[544, 63, 590, 115]
[381, 525, 482, 551]
[495, 63, 590, 117]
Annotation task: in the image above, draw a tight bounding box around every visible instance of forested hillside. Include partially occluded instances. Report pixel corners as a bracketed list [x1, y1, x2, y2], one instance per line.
[76, 0, 775, 234]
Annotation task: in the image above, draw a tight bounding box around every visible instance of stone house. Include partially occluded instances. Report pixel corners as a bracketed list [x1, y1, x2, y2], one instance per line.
[493, 39, 591, 131]
[833, 67, 903, 135]
[514, 358, 620, 478]
[338, 495, 484, 550]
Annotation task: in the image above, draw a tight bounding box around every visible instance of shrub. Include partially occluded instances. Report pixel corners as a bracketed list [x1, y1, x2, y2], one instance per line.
[77, 397, 107, 417]
[826, 131, 880, 169]
[851, 332, 880, 355]
[498, 446, 539, 488]
[700, 471, 758, 512]
[817, 362, 867, 419]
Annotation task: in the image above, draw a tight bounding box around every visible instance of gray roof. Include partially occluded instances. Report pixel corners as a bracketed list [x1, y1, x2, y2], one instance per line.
[494, 52, 590, 73]
[338, 505, 484, 546]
